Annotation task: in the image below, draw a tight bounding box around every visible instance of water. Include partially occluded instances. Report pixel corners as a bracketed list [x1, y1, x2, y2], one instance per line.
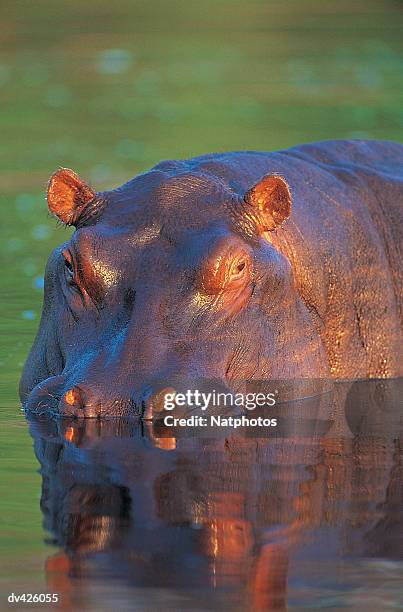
[1, 0, 403, 609]
[2, 379, 403, 610]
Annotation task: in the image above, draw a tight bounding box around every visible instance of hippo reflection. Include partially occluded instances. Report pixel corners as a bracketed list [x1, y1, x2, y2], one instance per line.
[31, 417, 322, 610]
[28, 380, 403, 610]
[20, 140, 403, 417]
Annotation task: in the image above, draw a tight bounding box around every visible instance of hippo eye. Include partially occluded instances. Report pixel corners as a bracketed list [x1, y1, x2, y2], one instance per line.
[201, 246, 252, 296]
[62, 252, 78, 289]
[229, 256, 249, 281]
[65, 259, 73, 274]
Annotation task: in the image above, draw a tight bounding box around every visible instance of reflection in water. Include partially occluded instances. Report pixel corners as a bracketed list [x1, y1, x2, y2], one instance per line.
[27, 379, 402, 610]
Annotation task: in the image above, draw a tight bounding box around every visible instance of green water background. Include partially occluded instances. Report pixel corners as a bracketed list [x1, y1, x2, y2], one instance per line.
[0, 0, 403, 590]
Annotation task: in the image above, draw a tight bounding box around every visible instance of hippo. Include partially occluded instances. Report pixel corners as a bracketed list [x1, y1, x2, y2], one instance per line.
[20, 139, 403, 418]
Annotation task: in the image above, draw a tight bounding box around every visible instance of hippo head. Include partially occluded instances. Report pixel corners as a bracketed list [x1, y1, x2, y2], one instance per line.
[20, 160, 326, 418]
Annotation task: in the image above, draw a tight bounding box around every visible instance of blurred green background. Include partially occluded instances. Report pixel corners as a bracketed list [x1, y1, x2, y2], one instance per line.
[0, 0, 403, 590]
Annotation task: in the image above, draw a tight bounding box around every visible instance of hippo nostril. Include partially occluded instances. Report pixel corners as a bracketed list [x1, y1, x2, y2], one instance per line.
[59, 386, 85, 417]
[64, 387, 83, 408]
[142, 387, 176, 421]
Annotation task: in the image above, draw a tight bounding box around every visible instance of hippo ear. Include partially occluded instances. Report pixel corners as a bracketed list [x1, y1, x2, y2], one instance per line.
[47, 168, 96, 226]
[244, 175, 291, 232]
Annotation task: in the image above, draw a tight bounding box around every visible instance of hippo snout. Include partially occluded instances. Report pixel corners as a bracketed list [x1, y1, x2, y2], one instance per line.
[24, 374, 233, 421]
[58, 384, 174, 420]
[58, 385, 134, 418]
[23, 375, 171, 420]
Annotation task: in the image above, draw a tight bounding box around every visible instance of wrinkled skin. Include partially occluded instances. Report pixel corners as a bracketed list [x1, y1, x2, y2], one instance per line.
[20, 140, 403, 417]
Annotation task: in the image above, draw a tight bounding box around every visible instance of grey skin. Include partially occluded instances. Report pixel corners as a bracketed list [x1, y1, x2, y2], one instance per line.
[20, 140, 403, 418]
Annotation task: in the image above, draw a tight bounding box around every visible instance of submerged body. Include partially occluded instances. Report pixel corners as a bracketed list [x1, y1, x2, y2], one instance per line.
[20, 140, 403, 417]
